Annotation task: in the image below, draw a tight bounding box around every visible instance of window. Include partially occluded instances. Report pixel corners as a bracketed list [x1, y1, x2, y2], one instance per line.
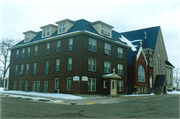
[22, 48, 25, 58]
[45, 61, 49, 74]
[158, 53, 160, 57]
[104, 80, 107, 88]
[34, 45, 38, 56]
[25, 81, 28, 91]
[25, 34, 30, 42]
[37, 81, 40, 92]
[67, 78, 71, 91]
[68, 38, 73, 51]
[88, 78, 96, 92]
[101, 25, 110, 36]
[19, 81, 23, 91]
[15, 65, 18, 76]
[118, 47, 123, 58]
[56, 41, 61, 53]
[104, 43, 111, 55]
[16, 50, 19, 59]
[88, 58, 96, 72]
[117, 64, 123, 75]
[59, 23, 66, 33]
[149, 51, 153, 55]
[47, 28, 50, 36]
[157, 60, 161, 75]
[138, 65, 145, 82]
[32, 81, 36, 92]
[141, 87, 144, 93]
[33, 63, 37, 75]
[55, 78, 59, 90]
[67, 58, 72, 71]
[104, 61, 111, 73]
[43, 29, 46, 37]
[46, 43, 50, 54]
[14, 81, 17, 90]
[56, 59, 60, 71]
[20, 64, 24, 75]
[89, 38, 97, 52]
[44, 81, 48, 93]
[26, 64, 29, 75]
[144, 50, 148, 55]
[27, 47, 30, 57]
[118, 80, 123, 92]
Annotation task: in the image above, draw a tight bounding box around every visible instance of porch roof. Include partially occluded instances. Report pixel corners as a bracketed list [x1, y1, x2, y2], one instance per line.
[102, 73, 121, 79]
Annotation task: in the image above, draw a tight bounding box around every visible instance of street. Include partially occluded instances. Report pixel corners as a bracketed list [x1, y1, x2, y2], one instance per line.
[0, 94, 179, 118]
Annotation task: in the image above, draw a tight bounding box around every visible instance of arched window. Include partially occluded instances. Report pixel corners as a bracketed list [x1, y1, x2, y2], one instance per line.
[138, 65, 145, 82]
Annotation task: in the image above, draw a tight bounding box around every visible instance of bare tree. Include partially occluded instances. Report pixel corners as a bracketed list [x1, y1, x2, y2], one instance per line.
[0, 39, 14, 83]
[173, 68, 180, 90]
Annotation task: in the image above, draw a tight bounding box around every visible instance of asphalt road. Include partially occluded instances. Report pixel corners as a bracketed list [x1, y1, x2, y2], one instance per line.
[0, 94, 179, 118]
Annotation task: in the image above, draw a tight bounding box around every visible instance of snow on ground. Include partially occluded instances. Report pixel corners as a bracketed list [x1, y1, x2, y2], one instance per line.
[0, 87, 85, 100]
[121, 93, 155, 97]
[167, 90, 180, 94]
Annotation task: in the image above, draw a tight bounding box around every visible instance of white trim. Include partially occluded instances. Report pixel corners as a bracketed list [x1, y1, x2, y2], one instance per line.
[136, 46, 148, 65]
[165, 64, 174, 69]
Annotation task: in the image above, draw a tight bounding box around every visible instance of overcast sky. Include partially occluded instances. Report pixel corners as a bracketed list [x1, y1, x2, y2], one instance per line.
[0, 0, 180, 68]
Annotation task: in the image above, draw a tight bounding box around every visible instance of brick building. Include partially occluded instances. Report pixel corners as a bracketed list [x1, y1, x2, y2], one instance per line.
[8, 19, 130, 95]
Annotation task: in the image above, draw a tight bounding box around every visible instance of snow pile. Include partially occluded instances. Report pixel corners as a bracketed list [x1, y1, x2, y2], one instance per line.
[122, 93, 155, 97]
[0, 87, 85, 100]
[167, 90, 180, 94]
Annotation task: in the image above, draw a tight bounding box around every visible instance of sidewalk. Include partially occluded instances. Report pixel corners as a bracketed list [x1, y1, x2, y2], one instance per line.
[1, 88, 179, 105]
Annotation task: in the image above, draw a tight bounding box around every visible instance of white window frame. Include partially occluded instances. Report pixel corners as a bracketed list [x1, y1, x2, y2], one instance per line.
[16, 50, 19, 59]
[67, 78, 71, 91]
[32, 81, 36, 92]
[88, 58, 96, 72]
[44, 81, 48, 93]
[21, 64, 24, 75]
[88, 78, 96, 92]
[104, 80, 107, 88]
[25, 81, 28, 91]
[56, 59, 60, 71]
[55, 78, 59, 90]
[101, 25, 110, 36]
[26, 64, 29, 75]
[118, 47, 123, 58]
[45, 61, 49, 74]
[58, 23, 66, 33]
[37, 81, 40, 92]
[27, 47, 30, 57]
[118, 80, 123, 92]
[34, 45, 38, 56]
[33, 63, 37, 75]
[15, 65, 18, 76]
[104, 43, 111, 55]
[43, 29, 46, 37]
[19, 81, 23, 91]
[68, 38, 73, 51]
[46, 43, 50, 54]
[22, 48, 25, 58]
[67, 58, 72, 71]
[117, 64, 123, 75]
[47, 27, 50, 36]
[25, 34, 30, 42]
[14, 81, 17, 90]
[56, 41, 61, 53]
[89, 38, 97, 52]
[104, 61, 111, 73]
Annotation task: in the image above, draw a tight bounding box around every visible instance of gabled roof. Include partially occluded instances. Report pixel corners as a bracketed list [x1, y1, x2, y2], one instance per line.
[165, 61, 175, 68]
[120, 26, 160, 65]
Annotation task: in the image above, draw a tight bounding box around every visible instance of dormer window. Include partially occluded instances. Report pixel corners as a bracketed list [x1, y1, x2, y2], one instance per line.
[56, 19, 75, 34]
[91, 21, 114, 38]
[40, 24, 57, 38]
[23, 30, 38, 43]
[25, 34, 30, 42]
[101, 25, 110, 36]
[59, 23, 66, 33]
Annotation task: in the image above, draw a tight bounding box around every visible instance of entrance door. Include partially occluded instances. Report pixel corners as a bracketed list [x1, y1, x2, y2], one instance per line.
[110, 80, 117, 95]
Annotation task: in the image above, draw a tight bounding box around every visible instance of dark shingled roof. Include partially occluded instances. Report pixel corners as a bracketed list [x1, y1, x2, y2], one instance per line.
[165, 61, 175, 68]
